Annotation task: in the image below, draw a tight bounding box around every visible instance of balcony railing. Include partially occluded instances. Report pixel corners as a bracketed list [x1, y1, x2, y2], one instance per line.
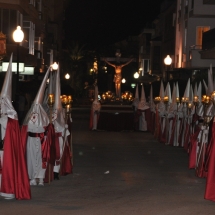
[190, 45, 202, 50]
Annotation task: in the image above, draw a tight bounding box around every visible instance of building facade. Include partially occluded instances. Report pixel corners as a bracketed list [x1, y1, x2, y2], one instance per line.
[0, 0, 67, 82]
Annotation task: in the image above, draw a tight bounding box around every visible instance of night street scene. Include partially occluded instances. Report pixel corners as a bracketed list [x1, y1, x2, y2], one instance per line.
[1, 0, 215, 214]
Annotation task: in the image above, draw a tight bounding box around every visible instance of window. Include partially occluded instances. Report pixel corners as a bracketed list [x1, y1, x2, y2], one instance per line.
[29, 0, 36, 7]
[0, 9, 19, 44]
[191, 0, 194, 9]
[184, 28, 187, 48]
[196, 26, 210, 49]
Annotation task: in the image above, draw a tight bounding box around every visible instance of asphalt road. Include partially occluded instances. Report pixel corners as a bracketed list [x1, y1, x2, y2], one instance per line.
[1, 108, 215, 215]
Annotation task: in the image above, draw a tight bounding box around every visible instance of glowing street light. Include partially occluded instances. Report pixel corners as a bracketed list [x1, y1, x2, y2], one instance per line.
[52, 62, 58, 70]
[134, 72, 139, 79]
[164, 55, 172, 65]
[65, 73, 70, 79]
[122, 78, 126, 83]
[13, 26, 24, 91]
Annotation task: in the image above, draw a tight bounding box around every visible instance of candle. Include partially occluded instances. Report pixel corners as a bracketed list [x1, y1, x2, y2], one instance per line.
[164, 96, 169, 102]
[62, 96, 68, 107]
[48, 94, 55, 106]
[67, 95, 72, 104]
[206, 96, 210, 104]
[66, 104, 71, 113]
[188, 102, 192, 109]
[185, 97, 189, 103]
[193, 96, 198, 102]
[211, 91, 215, 100]
[182, 97, 185, 102]
[202, 95, 207, 103]
[176, 97, 180, 103]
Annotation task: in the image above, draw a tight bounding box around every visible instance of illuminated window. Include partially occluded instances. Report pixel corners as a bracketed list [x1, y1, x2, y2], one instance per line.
[196, 26, 210, 48]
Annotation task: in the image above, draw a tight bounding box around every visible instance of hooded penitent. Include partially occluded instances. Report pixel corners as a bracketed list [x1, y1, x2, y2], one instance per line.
[52, 65, 72, 176]
[90, 85, 101, 130]
[196, 82, 204, 117]
[168, 83, 176, 117]
[0, 53, 31, 200]
[158, 80, 165, 115]
[137, 85, 149, 132]
[132, 84, 139, 109]
[23, 67, 51, 186]
[138, 84, 149, 110]
[0, 54, 17, 120]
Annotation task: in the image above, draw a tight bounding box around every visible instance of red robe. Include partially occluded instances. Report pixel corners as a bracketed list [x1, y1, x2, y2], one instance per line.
[1, 118, 31, 200]
[189, 127, 201, 169]
[204, 121, 215, 201]
[61, 118, 73, 175]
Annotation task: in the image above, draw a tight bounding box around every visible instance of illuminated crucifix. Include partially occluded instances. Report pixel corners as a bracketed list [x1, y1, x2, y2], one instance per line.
[102, 50, 134, 98]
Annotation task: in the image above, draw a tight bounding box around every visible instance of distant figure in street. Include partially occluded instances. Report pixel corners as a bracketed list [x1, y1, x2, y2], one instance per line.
[15, 90, 28, 125]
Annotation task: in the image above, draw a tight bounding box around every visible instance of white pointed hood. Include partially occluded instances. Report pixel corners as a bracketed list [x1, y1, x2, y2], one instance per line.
[171, 83, 176, 104]
[92, 85, 101, 111]
[194, 83, 198, 96]
[159, 80, 165, 99]
[158, 81, 165, 113]
[168, 83, 177, 114]
[203, 79, 208, 96]
[165, 82, 172, 103]
[52, 65, 66, 132]
[189, 85, 193, 102]
[0, 53, 18, 120]
[23, 67, 50, 129]
[132, 84, 139, 108]
[207, 64, 214, 95]
[183, 78, 190, 99]
[197, 82, 202, 101]
[138, 84, 149, 110]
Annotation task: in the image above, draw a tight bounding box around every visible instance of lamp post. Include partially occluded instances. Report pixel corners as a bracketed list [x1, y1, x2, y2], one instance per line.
[52, 62, 58, 70]
[164, 55, 172, 81]
[65, 73, 70, 80]
[121, 78, 126, 83]
[134, 72, 139, 79]
[13, 26, 24, 92]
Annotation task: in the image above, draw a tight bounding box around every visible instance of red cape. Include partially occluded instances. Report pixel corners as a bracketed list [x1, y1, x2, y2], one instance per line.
[1, 118, 31, 200]
[205, 121, 215, 201]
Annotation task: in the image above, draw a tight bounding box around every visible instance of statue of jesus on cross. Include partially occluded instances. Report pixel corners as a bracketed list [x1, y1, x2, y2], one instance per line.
[104, 57, 133, 98]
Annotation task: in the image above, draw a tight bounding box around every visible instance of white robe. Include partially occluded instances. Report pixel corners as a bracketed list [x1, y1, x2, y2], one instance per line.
[26, 124, 46, 180]
[0, 116, 8, 188]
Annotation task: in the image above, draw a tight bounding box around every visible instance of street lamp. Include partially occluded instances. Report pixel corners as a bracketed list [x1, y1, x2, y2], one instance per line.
[164, 55, 172, 81]
[65, 73, 70, 79]
[164, 55, 172, 65]
[121, 78, 126, 83]
[52, 62, 58, 70]
[13, 26, 24, 91]
[134, 72, 139, 79]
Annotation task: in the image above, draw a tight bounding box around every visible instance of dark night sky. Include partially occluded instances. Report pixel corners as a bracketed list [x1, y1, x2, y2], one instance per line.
[64, 0, 168, 48]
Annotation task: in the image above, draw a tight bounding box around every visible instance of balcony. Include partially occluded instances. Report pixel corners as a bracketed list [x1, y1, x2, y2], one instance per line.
[203, 0, 215, 4]
[184, 45, 215, 68]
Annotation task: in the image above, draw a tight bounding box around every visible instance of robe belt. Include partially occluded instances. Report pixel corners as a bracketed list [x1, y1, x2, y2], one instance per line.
[28, 131, 46, 144]
[28, 132, 45, 138]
